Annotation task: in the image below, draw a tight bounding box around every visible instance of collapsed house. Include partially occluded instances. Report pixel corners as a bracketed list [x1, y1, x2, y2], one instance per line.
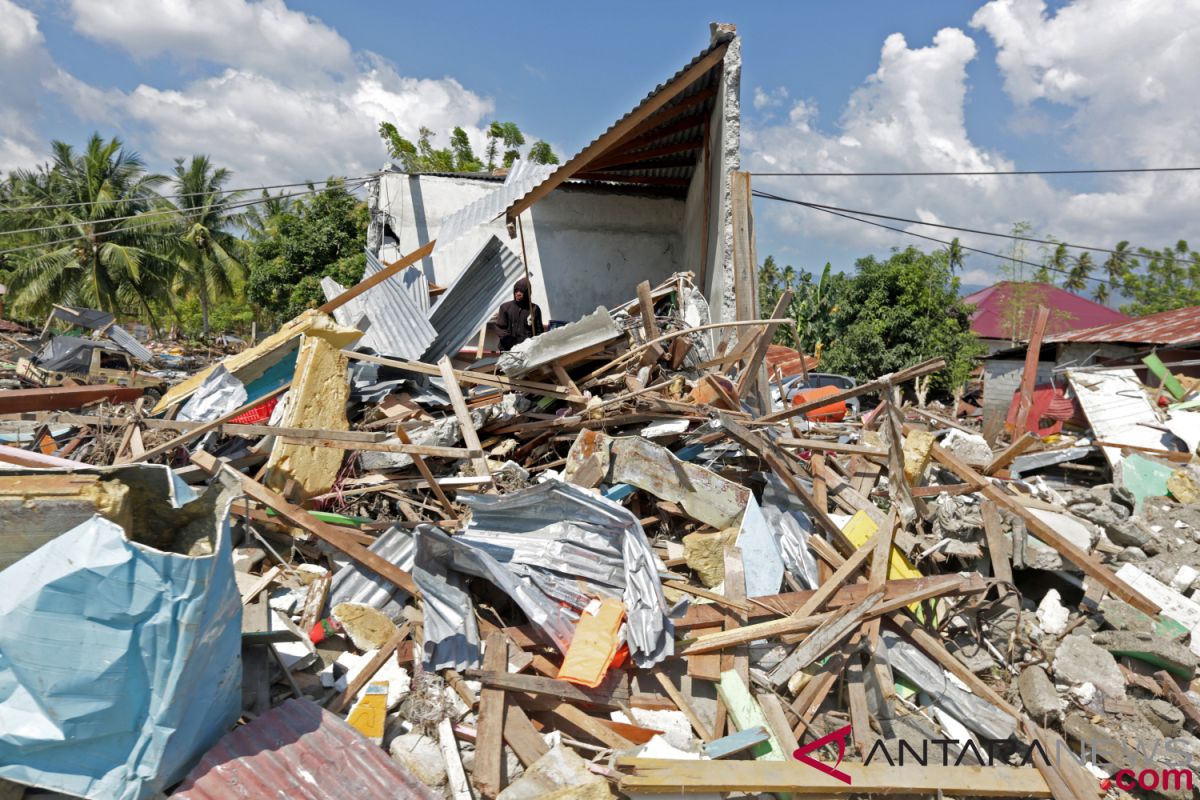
[1, 23, 1200, 800]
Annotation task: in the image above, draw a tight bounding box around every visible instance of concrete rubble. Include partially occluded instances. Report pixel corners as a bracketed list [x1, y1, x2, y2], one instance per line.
[0, 270, 1199, 800]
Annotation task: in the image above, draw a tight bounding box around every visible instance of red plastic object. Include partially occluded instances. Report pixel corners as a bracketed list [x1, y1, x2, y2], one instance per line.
[791, 385, 848, 422]
[228, 395, 279, 424]
[1005, 383, 1079, 436]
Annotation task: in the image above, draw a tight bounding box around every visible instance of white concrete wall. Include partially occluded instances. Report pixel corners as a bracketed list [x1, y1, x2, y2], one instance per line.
[373, 172, 686, 325]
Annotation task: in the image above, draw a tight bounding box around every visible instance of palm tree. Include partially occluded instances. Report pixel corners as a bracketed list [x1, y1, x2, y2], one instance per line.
[171, 155, 247, 337]
[1103, 240, 1134, 283]
[1043, 243, 1069, 284]
[242, 189, 295, 242]
[8, 134, 174, 324]
[946, 237, 965, 273]
[1063, 251, 1093, 293]
[1093, 281, 1110, 305]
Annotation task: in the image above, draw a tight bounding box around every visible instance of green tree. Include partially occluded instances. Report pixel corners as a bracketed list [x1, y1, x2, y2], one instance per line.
[1062, 251, 1093, 293]
[1120, 240, 1200, 315]
[527, 140, 560, 165]
[170, 155, 247, 337]
[4, 134, 176, 325]
[818, 246, 981, 394]
[946, 237, 965, 273]
[246, 181, 367, 322]
[449, 127, 483, 172]
[242, 189, 296, 242]
[758, 254, 781, 314]
[487, 121, 525, 170]
[1093, 280, 1110, 305]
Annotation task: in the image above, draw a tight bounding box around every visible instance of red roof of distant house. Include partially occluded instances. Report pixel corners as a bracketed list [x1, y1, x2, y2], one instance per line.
[962, 281, 1130, 341]
[1047, 304, 1200, 346]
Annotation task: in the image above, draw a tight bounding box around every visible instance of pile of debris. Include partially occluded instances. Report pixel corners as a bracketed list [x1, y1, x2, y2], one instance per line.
[1, 267, 1199, 800]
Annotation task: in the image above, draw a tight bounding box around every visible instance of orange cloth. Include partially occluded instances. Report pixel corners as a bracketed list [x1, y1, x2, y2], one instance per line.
[557, 598, 626, 688]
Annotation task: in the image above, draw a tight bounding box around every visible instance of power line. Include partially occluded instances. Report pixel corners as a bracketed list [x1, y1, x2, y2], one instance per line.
[0, 179, 371, 256]
[0, 175, 372, 214]
[757, 194, 1200, 268]
[751, 166, 1200, 177]
[753, 189, 1111, 286]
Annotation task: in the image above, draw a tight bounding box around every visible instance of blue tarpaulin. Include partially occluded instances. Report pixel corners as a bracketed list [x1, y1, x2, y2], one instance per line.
[0, 465, 242, 800]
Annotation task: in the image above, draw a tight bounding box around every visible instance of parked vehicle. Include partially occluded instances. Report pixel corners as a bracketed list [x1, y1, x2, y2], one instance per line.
[771, 372, 860, 420]
[16, 336, 165, 400]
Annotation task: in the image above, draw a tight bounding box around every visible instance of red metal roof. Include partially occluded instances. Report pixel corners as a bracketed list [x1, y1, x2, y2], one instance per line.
[171, 698, 440, 800]
[962, 282, 1129, 341]
[765, 344, 818, 378]
[1047, 304, 1200, 345]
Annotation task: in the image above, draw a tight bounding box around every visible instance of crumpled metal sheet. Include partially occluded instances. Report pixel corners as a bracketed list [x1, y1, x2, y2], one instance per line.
[878, 628, 1016, 741]
[412, 527, 482, 671]
[457, 480, 674, 667]
[178, 365, 247, 422]
[760, 473, 821, 591]
[171, 697, 440, 800]
[327, 525, 415, 621]
[0, 466, 241, 800]
[423, 236, 526, 364]
[321, 251, 436, 360]
[734, 494, 785, 597]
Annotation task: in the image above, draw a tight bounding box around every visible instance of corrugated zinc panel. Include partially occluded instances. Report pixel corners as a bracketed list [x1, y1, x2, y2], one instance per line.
[322, 252, 437, 360]
[1048, 305, 1200, 346]
[435, 159, 556, 248]
[366, 248, 429, 314]
[107, 324, 155, 364]
[423, 235, 525, 363]
[171, 698, 440, 800]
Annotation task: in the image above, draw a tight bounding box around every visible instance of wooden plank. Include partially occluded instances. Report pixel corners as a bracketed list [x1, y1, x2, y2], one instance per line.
[1014, 305, 1051, 434]
[332, 623, 410, 713]
[754, 357, 946, 425]
[686, 625, 722, 682]
[985, 431, 1039, 475]
[662, 579, 751, 612]
[1158, 671, 1200, 730]
[278, 437, 477, 458]
[474, 630, 507, 799]
[931, 442, 1160, 614]
[765, 589, 884, 688]
[717, 670, 785, 760]
[980, 499, 1018, 611]
[811, 452, 828, 512]
[464, 670, 631, 709]
[128, 383, 290, 464]
[735, 289, 792, 398]
[617, 759, 1052, 796]
[438, 356, 492, 480]
[240, 565, 283, 606]
[320, 240, 435, 314]
[723, 546, 749, 689]
[505, 41, 729, 222]
[654, 673, 712, 742]
[778, 437, 888, 458]
[343, 350, 578, 401]
[756, 692, 801, 757]
[297, 571, 331, 634]
[636, 280, 661, 340]
[845, 651, 873, 758]
[395, 425, 456, 518]
[438, 717, 473, 800]
[540, 703, 634, 749]
[192, 450, 419, 596]
[503, 704, 550, 768]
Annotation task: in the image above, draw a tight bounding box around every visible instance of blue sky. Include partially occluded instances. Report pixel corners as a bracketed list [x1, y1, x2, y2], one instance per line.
[3, 0, 1198, 296]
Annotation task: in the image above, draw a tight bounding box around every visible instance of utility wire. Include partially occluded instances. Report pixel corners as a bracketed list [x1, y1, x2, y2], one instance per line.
[0, 179, 371, 256]
[0, 177, 370, 237]
[754, 192, 1200, 268]
[0, 175, 373, 214]
[754, 190, 1111, 286]
[751, 166, 1200, 177]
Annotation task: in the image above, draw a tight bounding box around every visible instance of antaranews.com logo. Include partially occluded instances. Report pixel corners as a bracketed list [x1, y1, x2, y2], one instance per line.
[792, 725, 1196, 792]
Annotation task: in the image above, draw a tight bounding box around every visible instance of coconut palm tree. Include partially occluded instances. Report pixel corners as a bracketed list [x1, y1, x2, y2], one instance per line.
[171, 155, 247, 337]
[242, 189, 295, 242]
[1063, 251, 1093, 293]
[7, 134, 175, 324]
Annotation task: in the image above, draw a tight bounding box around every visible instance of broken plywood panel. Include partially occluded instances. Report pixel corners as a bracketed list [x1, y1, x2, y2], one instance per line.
[1068, 369, 1171, 468]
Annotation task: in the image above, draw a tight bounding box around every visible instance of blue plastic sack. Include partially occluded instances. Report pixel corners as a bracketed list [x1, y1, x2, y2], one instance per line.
[0, 465, 242, 799]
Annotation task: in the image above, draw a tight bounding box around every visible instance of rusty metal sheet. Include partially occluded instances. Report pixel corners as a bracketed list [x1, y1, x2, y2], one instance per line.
[171, 698, 439, 800]
[0, 384, 143, 413]
[606, 434, 749, 529]
[1048, 304, 1200, 346]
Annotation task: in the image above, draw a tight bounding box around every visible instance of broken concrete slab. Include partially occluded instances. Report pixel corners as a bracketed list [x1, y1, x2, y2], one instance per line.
[1141, 698, 1186, 737]
[1092, 630, 1199, 679]
[496, 742, 614, 800]
[940, 429, 992, 467]
[498, 306, 621, 377]
[1053, 634, 1127, 700]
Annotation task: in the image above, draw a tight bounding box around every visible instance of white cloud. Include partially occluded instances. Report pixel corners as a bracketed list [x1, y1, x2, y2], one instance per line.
[747, 3, 1200, 283]
[69, 0, 353, 82]
[0, 0, 54, 171]
[45, 0, 499, 186]
[753, 86, 788, 110]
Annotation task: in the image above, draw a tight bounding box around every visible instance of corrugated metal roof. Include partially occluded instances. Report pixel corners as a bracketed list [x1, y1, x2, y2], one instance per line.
[423, 235, 526, 362]
[504, 33, 732, 215]
[171, 698, 440, 800]
[962, 282, 1130, 341]
[1047, 305, 1200, 346]
[107, 323, 154, 364]
[321, 251, 436, 360]
[434, 159, 556, 248]
[367, 248, 429, 314]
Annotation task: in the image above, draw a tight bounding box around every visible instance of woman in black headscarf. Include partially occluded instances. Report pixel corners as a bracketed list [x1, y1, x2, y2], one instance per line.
[495, 277, 544, 351]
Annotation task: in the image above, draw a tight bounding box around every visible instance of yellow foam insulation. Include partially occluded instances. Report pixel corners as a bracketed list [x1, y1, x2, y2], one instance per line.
[152, 309, 362, 414]
[0, 474, 132, 533]
[264, 317, 362, 498]
[902, 429, 937, 484]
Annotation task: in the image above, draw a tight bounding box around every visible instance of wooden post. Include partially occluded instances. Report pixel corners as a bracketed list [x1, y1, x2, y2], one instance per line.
[1013, 305, 1050, 435]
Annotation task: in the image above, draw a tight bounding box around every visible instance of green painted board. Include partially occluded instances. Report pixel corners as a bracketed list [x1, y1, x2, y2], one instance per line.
[1144, 353, 1188, 401]
[717, 670, 785, 761]
[1119, 452, 1175, 513]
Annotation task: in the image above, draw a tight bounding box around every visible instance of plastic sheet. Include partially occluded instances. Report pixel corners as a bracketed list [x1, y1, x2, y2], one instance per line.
[0, 466, 242, 800]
